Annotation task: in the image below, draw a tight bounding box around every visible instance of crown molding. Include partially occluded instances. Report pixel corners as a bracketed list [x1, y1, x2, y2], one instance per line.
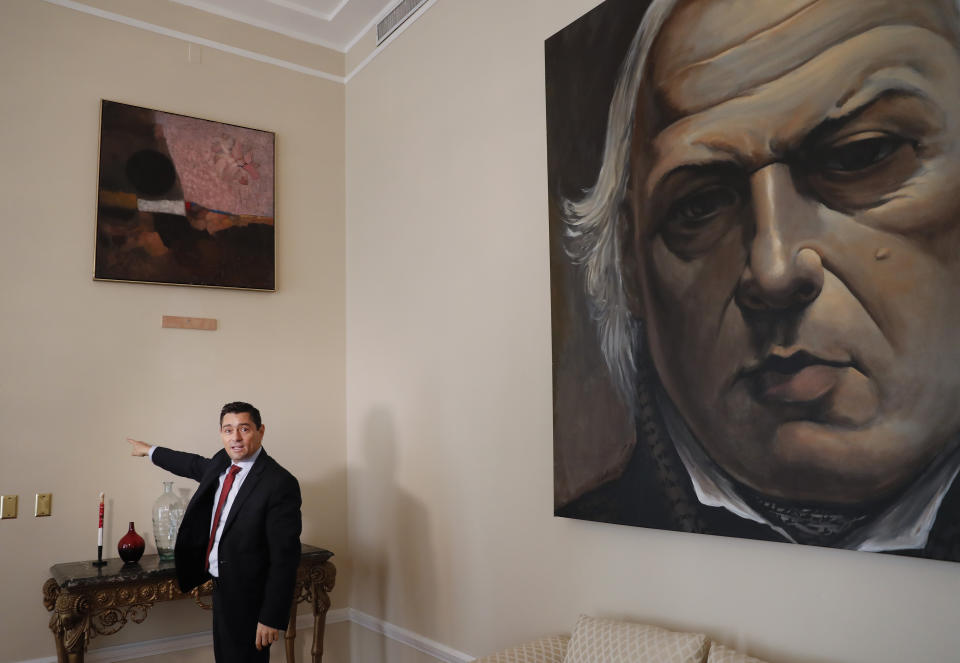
[41, 0, 346, 83]
[169, 0, 346, 51]
[41, 0, 438, 85]
[268, 0, 352, 22]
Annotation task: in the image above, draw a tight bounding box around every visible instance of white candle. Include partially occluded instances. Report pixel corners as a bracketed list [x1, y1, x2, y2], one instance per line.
[97, 492, 104, 546]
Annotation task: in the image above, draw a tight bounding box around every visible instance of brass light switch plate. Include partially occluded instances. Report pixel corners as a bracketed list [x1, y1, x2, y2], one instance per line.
[1, 495, 18, 519]
[35, 493, 52, 517]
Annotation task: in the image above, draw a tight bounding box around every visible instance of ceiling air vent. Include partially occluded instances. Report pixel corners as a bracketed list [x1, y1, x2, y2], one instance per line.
[377, 0, 427, 44]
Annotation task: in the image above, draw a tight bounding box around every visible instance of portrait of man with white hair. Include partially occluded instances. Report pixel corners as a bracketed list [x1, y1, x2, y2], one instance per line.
[548, 0, 960, 562]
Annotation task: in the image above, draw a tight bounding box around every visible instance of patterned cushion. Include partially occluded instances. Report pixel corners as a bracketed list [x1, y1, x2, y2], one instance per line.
[707, 643, 769, 663]
[474, 635, 570, 663]
[563, 615, 709, 663]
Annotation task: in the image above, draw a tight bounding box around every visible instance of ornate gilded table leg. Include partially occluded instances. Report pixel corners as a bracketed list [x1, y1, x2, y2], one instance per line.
[44, 578, 90, 663]
[311, 561, 336, 663]
[44, 578, 70, 663]
[43, 574, 180, 662]
[285, 593, 299, 663]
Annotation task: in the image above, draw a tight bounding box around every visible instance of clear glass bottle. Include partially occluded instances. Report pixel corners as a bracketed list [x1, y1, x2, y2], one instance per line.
[152, 481, 185, 561]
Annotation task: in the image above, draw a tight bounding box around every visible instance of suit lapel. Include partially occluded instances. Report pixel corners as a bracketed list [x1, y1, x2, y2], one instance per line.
[178, 451, 229, 550]
[221, 449, 269, 536]
[189, 450, 230, 511]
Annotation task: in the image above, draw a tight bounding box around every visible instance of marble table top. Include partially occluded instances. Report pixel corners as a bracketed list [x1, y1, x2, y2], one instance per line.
[50, 543, 333, 589]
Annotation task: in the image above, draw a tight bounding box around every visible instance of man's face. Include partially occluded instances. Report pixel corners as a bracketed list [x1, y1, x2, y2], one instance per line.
[630, 0, 960, 504]
[220, 412, 264, 462]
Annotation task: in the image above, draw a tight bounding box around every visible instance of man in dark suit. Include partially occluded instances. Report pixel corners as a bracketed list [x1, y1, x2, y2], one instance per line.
[128, 401, 302, 662]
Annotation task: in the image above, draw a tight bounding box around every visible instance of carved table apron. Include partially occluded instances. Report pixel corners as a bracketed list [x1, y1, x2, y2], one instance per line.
[42, 544, 336, 663]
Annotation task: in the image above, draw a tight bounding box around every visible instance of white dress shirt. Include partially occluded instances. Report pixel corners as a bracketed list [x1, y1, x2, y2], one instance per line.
[656, 390, 960, 551]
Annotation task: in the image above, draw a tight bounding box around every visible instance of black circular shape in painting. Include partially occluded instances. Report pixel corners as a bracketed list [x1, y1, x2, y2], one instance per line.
[125, 149, 177, 196]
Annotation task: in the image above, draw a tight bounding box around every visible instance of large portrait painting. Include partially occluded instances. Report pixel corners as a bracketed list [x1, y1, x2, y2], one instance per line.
[95, 100, 275, 290]
[547, 0, 960, 562]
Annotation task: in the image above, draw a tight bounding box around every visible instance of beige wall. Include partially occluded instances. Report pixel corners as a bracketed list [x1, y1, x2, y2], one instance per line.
[345, 1, 960, 663]
[0, 2, 346, 661]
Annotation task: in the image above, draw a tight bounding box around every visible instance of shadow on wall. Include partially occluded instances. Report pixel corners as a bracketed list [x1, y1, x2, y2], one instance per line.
[352, 407, 436, 660]
[299, 465, 348, 554]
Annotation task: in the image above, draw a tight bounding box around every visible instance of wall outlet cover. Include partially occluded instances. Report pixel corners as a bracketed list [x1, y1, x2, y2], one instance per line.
[1, 495, 18, 519]
[35, 493, 52, 517]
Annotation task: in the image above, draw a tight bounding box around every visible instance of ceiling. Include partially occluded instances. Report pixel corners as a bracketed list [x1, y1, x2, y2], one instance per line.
[170, 0, 400, 52]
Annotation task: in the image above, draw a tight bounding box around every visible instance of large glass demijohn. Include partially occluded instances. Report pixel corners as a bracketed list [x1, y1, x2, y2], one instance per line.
[152, 481, 185, 561]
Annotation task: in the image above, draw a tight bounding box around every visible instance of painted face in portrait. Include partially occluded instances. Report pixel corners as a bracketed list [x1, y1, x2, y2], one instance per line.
[628, 0, 960, 504]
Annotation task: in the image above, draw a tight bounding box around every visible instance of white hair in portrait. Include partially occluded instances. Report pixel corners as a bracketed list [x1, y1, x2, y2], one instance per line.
[562, 0, 680, 409]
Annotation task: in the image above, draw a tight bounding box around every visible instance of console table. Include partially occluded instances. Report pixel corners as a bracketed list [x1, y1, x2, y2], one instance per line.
[42, 544, 336, 663]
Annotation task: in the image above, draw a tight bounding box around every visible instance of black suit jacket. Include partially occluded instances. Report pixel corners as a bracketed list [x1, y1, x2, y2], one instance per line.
[152, 446, 302, 629]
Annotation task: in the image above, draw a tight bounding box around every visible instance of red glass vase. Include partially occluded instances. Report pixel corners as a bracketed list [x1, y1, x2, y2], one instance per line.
[118, 521, 145, 564]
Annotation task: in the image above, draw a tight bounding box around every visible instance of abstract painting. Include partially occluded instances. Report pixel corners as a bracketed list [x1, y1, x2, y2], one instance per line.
[547, 0, 960, 562]
[95, 100, 275, 290]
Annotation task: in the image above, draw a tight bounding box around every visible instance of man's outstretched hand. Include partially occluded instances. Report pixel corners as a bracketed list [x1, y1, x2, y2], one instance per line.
[127, 438, 151, 457]
[256, 623, 280, 650]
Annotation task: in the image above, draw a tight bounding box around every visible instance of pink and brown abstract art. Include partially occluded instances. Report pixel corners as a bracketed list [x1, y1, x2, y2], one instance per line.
[95, 100, 275, 290]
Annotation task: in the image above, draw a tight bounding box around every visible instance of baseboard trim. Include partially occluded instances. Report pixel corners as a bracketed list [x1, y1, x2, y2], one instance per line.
[15, 607, 475, 663]
[347, 608, 475, 663]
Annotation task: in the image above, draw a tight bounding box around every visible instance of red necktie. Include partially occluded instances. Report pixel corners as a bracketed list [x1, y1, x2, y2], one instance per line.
[205, 464, 241, 570]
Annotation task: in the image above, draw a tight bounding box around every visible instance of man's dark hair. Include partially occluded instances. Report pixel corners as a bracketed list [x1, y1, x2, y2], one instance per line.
[220, 401, 262, 428]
